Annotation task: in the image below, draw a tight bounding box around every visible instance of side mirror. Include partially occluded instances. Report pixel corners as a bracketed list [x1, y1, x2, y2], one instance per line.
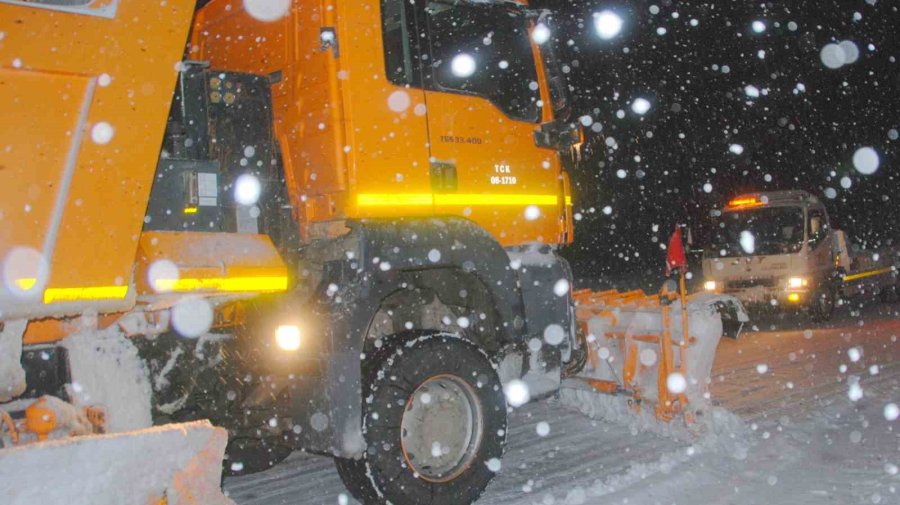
[534, 121, 583, 150]
[533, 128, 553, 149]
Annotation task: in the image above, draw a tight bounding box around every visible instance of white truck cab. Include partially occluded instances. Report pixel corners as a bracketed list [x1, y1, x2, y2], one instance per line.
[701, 190, 898, 320]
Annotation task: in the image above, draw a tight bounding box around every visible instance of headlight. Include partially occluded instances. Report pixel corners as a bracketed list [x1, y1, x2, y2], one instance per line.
[788, 277, 808, 288]
[275, 325, 302, 351]
[703, 280, 717, 291]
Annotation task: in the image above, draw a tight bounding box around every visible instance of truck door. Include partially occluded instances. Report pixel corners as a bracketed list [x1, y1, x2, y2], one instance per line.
[807, 207, 832, 278]
[418, 1, 566, 246]
[343, 0, 433, 220]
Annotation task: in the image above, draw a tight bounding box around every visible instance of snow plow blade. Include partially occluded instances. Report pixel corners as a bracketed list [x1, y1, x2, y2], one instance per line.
[0, 420, 234, 505]
[569, 287, 749, 422]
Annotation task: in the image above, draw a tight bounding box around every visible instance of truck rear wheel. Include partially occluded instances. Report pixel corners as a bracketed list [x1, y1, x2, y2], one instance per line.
[335, 333, 507, 505]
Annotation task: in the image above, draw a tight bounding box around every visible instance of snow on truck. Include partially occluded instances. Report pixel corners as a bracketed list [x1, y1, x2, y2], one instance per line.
[1, 1, 744, 504]
[702, 190, 899, 320]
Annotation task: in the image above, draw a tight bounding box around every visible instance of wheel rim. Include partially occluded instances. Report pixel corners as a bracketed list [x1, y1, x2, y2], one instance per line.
[399, 374, 484, 483]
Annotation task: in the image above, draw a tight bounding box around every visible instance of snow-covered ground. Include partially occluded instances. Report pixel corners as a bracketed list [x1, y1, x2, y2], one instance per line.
[225, 302, 900, 505]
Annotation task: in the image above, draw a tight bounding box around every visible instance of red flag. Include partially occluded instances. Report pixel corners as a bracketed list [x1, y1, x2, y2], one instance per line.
[666, 227, 687, 275]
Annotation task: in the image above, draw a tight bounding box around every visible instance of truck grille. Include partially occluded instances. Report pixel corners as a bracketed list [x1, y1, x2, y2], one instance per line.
[726, 278, 776, 289]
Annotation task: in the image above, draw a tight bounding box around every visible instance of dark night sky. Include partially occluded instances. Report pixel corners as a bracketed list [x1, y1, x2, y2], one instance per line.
[533, 0, 900, 279]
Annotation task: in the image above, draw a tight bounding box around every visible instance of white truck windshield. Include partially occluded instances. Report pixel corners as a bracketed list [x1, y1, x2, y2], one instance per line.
[709, 207, 805, 257]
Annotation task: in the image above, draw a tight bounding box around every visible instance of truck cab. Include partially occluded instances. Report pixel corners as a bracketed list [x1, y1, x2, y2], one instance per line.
[702, 190, 899, 320]
[701, 191, 837, 317]
[191, 0, 576, 246]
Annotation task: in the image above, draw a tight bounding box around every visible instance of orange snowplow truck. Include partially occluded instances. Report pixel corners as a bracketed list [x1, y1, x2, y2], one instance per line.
[1, 1, 580, 503]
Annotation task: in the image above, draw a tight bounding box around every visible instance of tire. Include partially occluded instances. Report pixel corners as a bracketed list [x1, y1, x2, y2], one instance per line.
[809, 287, 836, 322]
[335, 333, 507, 505]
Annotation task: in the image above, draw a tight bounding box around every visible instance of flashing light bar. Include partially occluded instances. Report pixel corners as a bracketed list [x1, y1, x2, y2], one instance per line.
[726, 196, 764, 209]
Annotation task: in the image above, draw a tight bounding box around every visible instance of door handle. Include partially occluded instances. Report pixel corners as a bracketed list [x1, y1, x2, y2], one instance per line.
[430, 159, 457, 192]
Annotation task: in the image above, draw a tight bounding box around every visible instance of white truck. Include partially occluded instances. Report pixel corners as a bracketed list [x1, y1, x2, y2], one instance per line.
[701, 191, 899, 320]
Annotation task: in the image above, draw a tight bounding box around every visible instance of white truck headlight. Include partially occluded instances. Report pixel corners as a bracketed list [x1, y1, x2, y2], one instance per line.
[788, 277, 808, 288]
[703, 280, 717, 291]
[275, 325, 302, 351]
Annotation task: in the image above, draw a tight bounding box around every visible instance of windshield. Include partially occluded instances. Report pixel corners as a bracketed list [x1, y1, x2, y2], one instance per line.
[708, 206, 805, 257]
[425, 1, 541, 122]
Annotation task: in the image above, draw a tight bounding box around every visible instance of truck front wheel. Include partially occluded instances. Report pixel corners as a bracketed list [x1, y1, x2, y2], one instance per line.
[809, 287, 836, 322]
[335, 333, 507, 505]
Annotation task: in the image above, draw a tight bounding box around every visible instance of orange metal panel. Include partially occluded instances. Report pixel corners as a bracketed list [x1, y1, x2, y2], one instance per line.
[623, 342, 639, 388]
[422, 12, 568, 246]
[0, 0, 197, 319]
[336, 0, 433, 222]
[579, 378, 619, 395]
[424, 91, 566, 245]
[22, 313, 122, 346]
[135, 231, 289, 296]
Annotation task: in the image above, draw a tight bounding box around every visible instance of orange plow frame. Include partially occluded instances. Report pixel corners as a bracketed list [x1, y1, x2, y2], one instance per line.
[571, 271, 697, 424]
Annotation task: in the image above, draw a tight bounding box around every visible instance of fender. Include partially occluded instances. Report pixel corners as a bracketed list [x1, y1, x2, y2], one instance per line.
[309, 217, 529, 456]
[235, 217, 530, 457]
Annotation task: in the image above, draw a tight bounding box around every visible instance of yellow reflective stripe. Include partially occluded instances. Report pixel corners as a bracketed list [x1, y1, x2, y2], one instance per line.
[183, 207, 198, 214]
[357, 193, 434, 207]
[357, 193, 567, 207]
[43, 285, 128, 304]
[153, 276, 289, 293]
[14, 278, 37, 290]
[843, 267, 894, 282]
[435, 193, 559, 206]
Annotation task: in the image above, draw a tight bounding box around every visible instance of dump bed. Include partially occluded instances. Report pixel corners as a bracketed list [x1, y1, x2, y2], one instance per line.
[0, 0, 197, 320]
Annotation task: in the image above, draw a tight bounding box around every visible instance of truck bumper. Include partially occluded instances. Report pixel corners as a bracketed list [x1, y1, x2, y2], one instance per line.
[722, 287, 811, 310]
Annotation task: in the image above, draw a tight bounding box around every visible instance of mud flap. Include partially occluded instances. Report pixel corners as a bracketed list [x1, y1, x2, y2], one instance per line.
[0, 420, 233, 505]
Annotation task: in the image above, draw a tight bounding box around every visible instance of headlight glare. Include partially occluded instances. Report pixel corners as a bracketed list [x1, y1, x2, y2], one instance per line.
[788, 277, 807, 288]
[703, 280, 717, 291]
[275, 324, 302, 351]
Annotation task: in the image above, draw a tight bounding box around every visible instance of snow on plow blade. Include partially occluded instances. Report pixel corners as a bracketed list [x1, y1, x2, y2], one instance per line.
[0, 420, 234, 505]
[569, 288, 749, 421]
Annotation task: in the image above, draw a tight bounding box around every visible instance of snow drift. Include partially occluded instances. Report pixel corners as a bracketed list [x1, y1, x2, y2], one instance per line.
[0, 420, 233, 505]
